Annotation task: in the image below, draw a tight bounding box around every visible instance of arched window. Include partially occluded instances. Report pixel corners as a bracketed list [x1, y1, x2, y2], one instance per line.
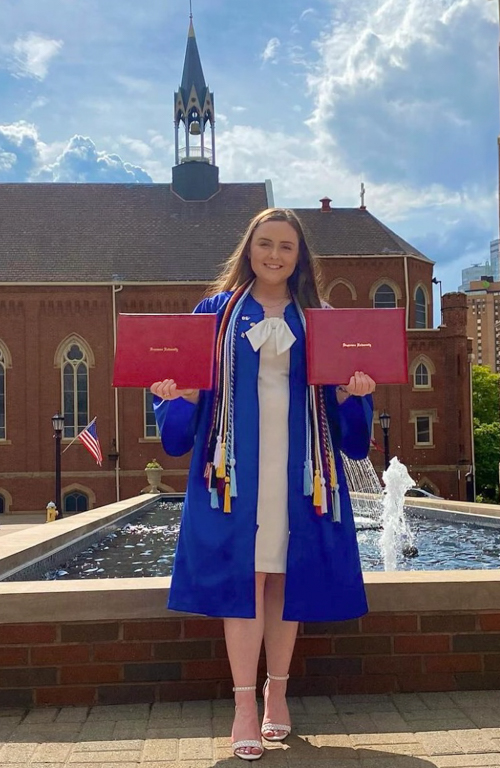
[415, 363, 429, 388]
[0, 495, 4, 514]
[325, 278, 357, 307]
[62, 343, 89, 438]
[414, 286, 427, 328]
[410, 355, 435, 390]
[64, 491, 89, 513]
[419, 477, 440, 495]
[373, 284, 397, 308]
[0, 349, 5, 441]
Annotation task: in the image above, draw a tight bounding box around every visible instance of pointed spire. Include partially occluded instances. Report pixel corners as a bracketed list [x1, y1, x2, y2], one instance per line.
[188, 1, 194, 37]
[174, 4, 216, 171]
[180, 14, 207, 107]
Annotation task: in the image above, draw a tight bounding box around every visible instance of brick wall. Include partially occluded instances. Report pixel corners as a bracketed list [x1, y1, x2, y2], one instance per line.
[2, 612, 500, 708]
[0, 257, 472, 512]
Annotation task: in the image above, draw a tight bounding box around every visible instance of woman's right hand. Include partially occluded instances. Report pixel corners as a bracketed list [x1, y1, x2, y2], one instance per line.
[150, 379, 200, 405]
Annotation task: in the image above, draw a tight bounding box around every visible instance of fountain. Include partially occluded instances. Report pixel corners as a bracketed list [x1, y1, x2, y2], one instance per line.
[380, 457, 416, 570]
[343, 453, 417, 571]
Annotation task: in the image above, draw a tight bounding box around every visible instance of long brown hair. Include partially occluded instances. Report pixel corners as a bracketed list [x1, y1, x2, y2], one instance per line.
[209, 208, 324, 308]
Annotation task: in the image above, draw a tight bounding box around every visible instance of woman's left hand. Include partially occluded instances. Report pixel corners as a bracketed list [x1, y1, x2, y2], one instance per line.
[344, 371, 376, 396]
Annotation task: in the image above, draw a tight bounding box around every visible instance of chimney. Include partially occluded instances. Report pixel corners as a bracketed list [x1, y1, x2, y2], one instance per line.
[320, 196, 332, 212]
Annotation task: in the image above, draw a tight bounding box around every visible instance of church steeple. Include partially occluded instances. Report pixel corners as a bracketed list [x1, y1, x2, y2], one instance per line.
[174, 10, 216, 168]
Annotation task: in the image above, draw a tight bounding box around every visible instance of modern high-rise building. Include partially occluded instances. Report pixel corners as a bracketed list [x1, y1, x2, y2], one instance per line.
[461, 242, 500, 371]
[464, 280, 500, 372]
[459, 263, 494, 293]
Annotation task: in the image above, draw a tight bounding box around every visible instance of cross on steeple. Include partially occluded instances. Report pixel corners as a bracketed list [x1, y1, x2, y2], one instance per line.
[360, 182, 366, 210]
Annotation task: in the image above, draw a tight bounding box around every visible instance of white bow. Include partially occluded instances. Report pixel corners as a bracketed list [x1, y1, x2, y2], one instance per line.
[246, 317, 296, 355]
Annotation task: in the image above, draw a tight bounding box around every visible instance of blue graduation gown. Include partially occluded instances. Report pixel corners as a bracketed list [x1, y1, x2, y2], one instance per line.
[154, 292, 373, 622]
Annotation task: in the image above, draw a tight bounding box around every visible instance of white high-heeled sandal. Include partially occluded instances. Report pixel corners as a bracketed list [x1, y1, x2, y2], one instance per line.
[261, 673, 291, 742]
[232, 685, 264, 762]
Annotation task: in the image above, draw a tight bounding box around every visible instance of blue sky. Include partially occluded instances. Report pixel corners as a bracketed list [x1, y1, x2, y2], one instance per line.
[0, 0, 498, 302]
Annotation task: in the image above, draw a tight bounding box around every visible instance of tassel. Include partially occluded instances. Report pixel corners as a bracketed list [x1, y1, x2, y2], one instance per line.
[230, 459, 238, 497]
[210, 488, 219, 509]
[333, 485, 341, 522]
[313, 470, 322, 507]
[321, 477, 328, 515]
[328, 453, 336, 487]
[303, 460, 313, 496]
[213, 436, 222, 469]
[223, 476, 231, 513]
[216, 442, 226, 479]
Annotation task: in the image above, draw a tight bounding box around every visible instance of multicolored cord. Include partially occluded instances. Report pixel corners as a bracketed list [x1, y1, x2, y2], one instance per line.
[204, 283, 340, 520]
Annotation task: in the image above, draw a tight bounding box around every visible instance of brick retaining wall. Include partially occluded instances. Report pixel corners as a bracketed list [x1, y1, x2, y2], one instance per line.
[2, 612, 500, 707]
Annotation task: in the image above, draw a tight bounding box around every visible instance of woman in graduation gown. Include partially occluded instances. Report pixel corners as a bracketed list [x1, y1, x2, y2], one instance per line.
[152, 208, 375, 761]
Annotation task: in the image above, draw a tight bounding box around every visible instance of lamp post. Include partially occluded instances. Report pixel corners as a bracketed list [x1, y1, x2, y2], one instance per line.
[432, 277, 443, 326]
[379, 411, 391, 471]
[52, 413, 64, 520]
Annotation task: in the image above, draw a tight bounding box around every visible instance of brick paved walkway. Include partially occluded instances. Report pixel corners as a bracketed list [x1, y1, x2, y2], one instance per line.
[2, 691, 500, 767]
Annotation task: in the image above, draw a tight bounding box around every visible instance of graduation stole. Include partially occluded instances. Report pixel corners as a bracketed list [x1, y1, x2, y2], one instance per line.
[203, 280, 341, 520]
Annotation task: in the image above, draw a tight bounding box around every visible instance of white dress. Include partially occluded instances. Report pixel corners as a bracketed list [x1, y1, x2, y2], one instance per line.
[246, 315, 296, 574]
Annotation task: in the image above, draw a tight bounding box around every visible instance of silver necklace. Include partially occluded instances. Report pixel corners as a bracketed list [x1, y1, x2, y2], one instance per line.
[252, 294, 290, 309]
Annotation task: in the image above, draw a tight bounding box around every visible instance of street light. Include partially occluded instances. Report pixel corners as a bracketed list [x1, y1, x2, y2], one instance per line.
[52, 413, 64, 520]
[379, 411, 391, 471]
[432, 277, 443, 326]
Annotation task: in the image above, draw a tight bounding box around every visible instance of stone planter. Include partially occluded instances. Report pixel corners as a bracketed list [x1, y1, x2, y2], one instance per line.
[145, 467, 162, 493]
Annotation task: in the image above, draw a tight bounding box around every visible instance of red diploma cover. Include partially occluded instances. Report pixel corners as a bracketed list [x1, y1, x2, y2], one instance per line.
[112, 313, 217, 390]
[305, 308, 408, 385]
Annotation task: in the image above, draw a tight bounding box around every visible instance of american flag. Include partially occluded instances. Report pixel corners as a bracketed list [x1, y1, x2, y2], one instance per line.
[77, 420, 103, 466]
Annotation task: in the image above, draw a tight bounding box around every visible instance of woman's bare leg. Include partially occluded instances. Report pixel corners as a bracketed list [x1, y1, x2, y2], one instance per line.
[224, 572, 266, 757]
[262, 573, 299, 738]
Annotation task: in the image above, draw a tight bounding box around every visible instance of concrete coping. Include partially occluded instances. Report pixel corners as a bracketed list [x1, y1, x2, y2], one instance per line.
[0, 494, 159, 580]
[1, 492, 500, 624]
[2, 570, 500, 623]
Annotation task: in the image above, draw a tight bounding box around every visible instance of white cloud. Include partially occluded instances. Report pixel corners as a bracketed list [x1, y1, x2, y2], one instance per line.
[293, 0, 497, 271]
[11, 33, 63, 80]
[119, 135, 153, 159]
[0, 150, 16, 172]
[40, 135, 153, 183]
[38, 139, 67, 166]
[0, 122, 152, 183]
[28, 96, 49, 112]
[147, 131, 170, 151]
[231, 106, 247, 113]
[0, 121, 43, 179]
[300, 8, 316, 20]
[261, 37, 281, 63]
[216, 116, 496, 296]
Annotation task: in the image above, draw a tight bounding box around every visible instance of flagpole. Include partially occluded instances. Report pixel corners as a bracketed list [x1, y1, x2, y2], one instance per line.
[62, 416, 97, 454]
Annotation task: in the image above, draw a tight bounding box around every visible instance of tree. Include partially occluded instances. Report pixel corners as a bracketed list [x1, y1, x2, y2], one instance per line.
[472, 365, 500, 424]
[472, 365, 500, 502]
[474, 420, 500, 500]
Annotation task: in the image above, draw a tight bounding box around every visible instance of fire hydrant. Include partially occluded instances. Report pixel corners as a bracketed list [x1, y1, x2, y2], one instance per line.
[46, 502, 57, 522]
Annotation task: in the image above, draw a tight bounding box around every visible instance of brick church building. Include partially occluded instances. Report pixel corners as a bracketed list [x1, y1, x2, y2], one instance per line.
[0, 18, 473, 514]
